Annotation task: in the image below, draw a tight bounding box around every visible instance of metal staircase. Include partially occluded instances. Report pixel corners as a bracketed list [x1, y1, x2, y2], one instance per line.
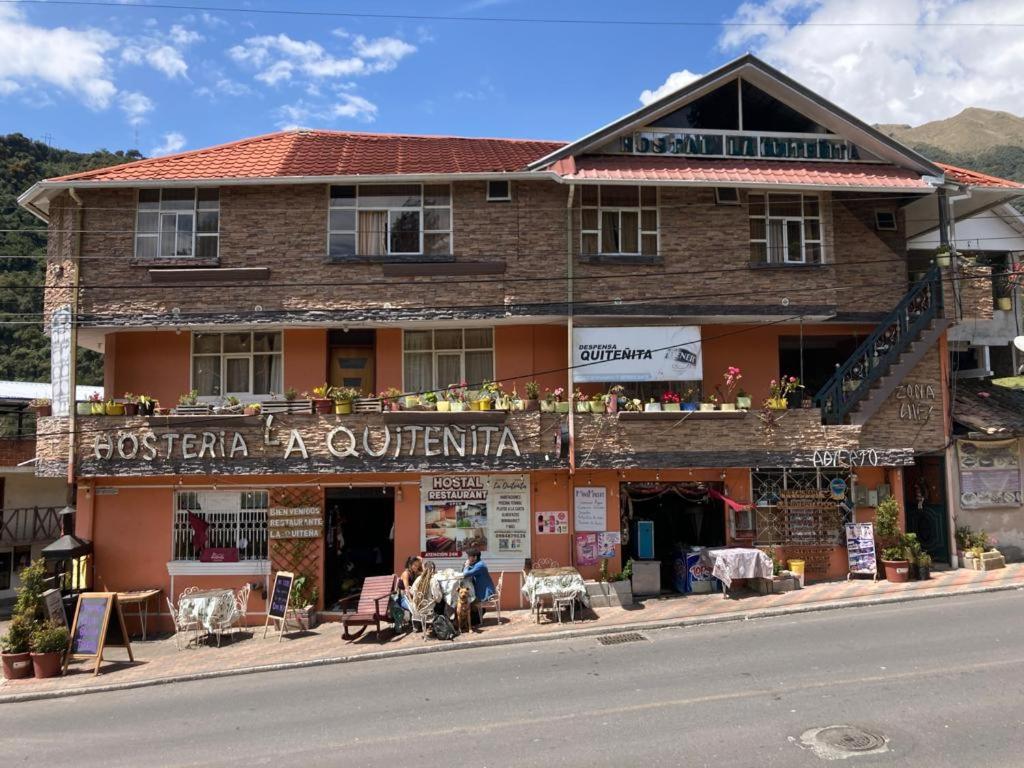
[815, 265, 947, 425]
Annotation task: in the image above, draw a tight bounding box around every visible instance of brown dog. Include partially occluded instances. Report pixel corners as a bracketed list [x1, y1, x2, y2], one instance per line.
[455, 586, 473, 634]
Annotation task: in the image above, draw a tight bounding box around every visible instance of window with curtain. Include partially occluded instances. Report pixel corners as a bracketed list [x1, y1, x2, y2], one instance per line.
[580, 185, 658, 256]
[403, 328, 494, 394]
[749, 193, 822, 265]
[135, 188, 220, 260]
[191, 331, 283, 398]
[328, 184, 452, 258]
[172, 490, 269, 561]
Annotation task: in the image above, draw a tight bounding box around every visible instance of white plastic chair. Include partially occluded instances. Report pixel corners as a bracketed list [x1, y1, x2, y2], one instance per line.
[477, 571, 504, 625]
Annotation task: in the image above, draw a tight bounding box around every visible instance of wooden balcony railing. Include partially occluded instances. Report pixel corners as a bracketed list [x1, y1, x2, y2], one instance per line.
[0, 506, 61, 545]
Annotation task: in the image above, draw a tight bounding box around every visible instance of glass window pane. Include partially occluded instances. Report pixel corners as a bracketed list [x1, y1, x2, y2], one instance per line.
[640, 209, 657, 231]
[641, 233, 657, 255]
[748, 194, 766, 217]
[767, 221, 784, 264]
[253, 332, 280, 352]
[641, 187, 657, 206]
[803, 196, 820, 217]
[329, 209, 355, 232]
[226, 358, 250, 393]
[582, 233, 598, 255]
[434, 329, 463, 350]
[330, 185, 356, 207]
[197, 189, 219, 210]
[196, 235, 217, 260]
[581, 209, 598, 230]
[424, 232, 450, 255]
[580, 186, 598, 206]
[137, 211, 158, 233]
[223, 333, 251, 353]
[193, 356, 221, 396]
[464, 328, 492, 348]
[620, 211, 639, 252]
[423, 184, 450, 206]
[161, 189, 195, 211]
[404, 352, 433, 393]
[359, 184, 421, 208]
[804, 220, 821, 241]
[160, 228, 176, 258]
[424, 209, 450, 231]
[786, 220, 803, 262]
[465, 351, 493, 388]
[176, 218, 194, 257]
[329, 233, 355, 258]
[138, 189, 160, 209]
[404, 330, 432, 352]
[750, 242, 768, 264]
[749, 218, 767, 240]
[805, 243, 822, 264]
[436, 354, 461, 389]
[194, 333, 221, 354]
[389, 210, 420, 253]
[600, 185, 639, 207]
[197, 211, 218, 234]
[769, 194, 801, 218]
[135, 236, 157, 259]
[601, 211, 619, 253]
[253, 355, 281, 395]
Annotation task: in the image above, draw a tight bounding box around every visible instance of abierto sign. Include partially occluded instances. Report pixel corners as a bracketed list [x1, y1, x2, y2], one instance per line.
[572, 326, 702, 382]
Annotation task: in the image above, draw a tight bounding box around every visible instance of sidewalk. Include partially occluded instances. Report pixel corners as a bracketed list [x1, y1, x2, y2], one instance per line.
[2, 563, 1021, 703]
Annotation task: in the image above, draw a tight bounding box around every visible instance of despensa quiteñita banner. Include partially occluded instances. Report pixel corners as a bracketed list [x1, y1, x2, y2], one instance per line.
[572, 326, 702, 382]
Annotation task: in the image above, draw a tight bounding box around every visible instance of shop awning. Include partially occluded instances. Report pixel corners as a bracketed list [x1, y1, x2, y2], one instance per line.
[708, 488, 751, 512]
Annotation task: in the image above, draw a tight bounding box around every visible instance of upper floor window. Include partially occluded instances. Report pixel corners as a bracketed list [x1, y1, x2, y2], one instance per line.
[580, 185, 658, 257]
[403, 328, 493, 394]
[328, 184, 452, 259]
[749, 193, 822, 265]
[191, 331, 282, 398]
[135, 188, 219, 260]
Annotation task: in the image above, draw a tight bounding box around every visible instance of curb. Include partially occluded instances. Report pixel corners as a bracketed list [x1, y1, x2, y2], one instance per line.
[2, 581, 1021, 704]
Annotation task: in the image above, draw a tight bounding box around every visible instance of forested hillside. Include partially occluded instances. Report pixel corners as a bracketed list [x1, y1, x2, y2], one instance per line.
[0, 134, 141, 384]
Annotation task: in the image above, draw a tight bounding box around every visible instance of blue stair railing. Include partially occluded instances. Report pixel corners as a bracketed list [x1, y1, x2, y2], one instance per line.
[814, 265, 943, 424]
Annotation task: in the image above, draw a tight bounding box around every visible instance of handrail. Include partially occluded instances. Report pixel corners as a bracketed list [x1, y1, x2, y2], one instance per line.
[0, 505, 62, 545]
[814, 265, 943, 424]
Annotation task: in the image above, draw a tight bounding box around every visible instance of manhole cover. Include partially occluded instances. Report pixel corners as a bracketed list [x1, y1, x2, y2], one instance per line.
[596, 632, 647, 646]
[799, 726, 888, 760]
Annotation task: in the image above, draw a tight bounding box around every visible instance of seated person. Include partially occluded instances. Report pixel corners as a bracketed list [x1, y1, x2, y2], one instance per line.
[461, 548, 495, 624]
[398, 555, 423, 612]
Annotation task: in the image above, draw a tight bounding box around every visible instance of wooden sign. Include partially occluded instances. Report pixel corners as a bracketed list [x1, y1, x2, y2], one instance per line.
[64, 592, 134, 676]
[268, 506, 324, 540]
[263, 571, 295, 641]
[43, 588, 67, 629]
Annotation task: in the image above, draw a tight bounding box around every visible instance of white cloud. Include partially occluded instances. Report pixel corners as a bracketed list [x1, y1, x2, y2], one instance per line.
[118, 90, 153, 125]
[639, 69, 702, 106]
[121, 22, 201, 80]
[333, 93, 377, 120]
[0, 6, 117, 109]
[351, 35, 416, 72]
[169, 24, 202, 46]
[718, 0, 1024, 124]
[145, 44, 188, 78]
[150, 131, 186, 156]
[275, 93, 378, 128]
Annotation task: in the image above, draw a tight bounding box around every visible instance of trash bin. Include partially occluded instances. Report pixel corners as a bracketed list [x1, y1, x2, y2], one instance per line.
[788, 559, 805, 587]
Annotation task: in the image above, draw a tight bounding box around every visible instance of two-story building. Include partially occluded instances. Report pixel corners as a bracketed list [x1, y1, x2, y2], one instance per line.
[20, 55, 1023, 623]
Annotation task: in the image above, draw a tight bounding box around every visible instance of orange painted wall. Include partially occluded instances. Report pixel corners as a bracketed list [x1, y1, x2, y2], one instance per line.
[496, 325, 568, 398]
[106, 331, 190, 408]
[376, 328, 402, 393]
[283, 328, 328, 392]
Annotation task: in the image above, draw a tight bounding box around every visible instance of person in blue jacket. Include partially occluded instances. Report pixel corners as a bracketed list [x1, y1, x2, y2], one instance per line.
[462, 548, 495, 623]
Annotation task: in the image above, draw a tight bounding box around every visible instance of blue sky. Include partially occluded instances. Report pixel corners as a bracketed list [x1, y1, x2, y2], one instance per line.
[1, 0, 1022, 156]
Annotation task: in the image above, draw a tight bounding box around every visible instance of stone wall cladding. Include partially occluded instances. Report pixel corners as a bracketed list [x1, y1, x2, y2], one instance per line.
[62, 183, 909, 323]
[859, 346, 946, 451]
[956, 264, 994, 320]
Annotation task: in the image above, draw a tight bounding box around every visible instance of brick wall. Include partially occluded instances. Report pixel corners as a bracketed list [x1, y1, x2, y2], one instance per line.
[0, 437, 35, 468]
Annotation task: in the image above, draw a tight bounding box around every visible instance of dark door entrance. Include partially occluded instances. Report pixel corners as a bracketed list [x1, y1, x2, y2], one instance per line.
[324, 487, 394, 610]
[903, 456, 950, 564]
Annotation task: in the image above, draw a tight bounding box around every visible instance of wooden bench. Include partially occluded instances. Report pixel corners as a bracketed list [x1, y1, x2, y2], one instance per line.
[340, 574, 397, 643]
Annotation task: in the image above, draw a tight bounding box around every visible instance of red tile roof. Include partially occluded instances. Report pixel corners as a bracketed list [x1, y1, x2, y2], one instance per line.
[555, 156, 932, 189]
[52, 130, 567, 182]
[936, 162, 1024, 189]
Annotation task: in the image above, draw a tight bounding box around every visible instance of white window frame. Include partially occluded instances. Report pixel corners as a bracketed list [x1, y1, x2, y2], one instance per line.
[328, 184, 452, 258]
[715, 187, 740, 205]
[487, 180, 512, 202]
[580, 185, 658, 257]
[172, 490, 269, 562]
[190, 331, 284, 400]
[874, 210, 897, 231]
[135, 188, 219, 260]
[749, 193, 823, 266]
[402, 328, 495, 393]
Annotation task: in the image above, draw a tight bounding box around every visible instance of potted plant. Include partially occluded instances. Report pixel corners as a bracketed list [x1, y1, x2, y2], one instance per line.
[30, 621, 68, 679]
[89, 392, 104, 415]
[423, 390, 440, 411]
[480, 380, 502, 411]
[30, 397, 52, 417]
[589, 392, 605, 413]
[934, 244, 951, 268]
[525, 381, 541, 411]
[104, 398, 125, 417]
[606, 385, 625, 414]
[553, 387, 570, 413]
[120, 393, 137, 416]
[875, 496, 910, 582]
[244, 402, 262, 416]
[718, 366, 742, 411]
[765, 377, 800, 409]
[699, 392, 718, 412]
[662, 390, 681, 412]
[312, 384, 332, 415]
[644, 397, 662, 413]
[916, 551, 932, 581]
[445, 383, 466, 412]
[176, 389, 211, 415]
[680, 387, 697, 412]
[137, 394, 156, 417]
[219, 395, 242, 414]
[381, 387, 402, 412]
[1, 615, 35, 680]
[736, 389, 752, 410]
[76, 400, 91, 416]
[287, 575, 320, 630]
[330, 386, 358, 415]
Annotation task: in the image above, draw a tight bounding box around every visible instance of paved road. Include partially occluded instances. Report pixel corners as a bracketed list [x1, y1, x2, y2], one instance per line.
[5, 590, 1024, 767]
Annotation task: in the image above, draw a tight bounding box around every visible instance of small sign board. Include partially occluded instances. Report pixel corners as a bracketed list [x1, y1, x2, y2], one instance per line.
[263, 571, 296, 641]
[64, 592, 134, 676]
[43, 588, 67, 629]
[574, 487, 607, 532]
[845, 522, 878, 579]
[268, 506, 324, 540]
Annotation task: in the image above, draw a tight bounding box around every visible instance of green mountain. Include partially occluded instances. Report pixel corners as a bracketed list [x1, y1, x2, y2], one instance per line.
[0, 134, 141, 385]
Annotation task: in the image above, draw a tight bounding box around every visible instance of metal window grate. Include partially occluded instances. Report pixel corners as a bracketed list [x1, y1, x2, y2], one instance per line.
[596, 632, 648, 646]
[172, 490, 268, 561]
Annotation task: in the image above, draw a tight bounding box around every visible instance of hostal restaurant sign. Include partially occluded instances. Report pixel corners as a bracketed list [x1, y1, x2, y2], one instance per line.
[573, 326, 702, 382]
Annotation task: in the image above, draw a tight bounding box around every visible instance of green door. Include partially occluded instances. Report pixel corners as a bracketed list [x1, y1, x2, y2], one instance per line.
[904, 456, 951, 564]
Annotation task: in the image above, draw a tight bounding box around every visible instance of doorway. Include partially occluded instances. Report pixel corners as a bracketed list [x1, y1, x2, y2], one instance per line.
[329, 328, 375, 394]
[778, 334, 864, 399]
[903, 457, 950, 565]
[323, 487, 394, 610]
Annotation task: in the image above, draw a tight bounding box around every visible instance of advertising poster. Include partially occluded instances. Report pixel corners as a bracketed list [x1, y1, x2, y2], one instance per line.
[572, 326, 703, 382]
[597, 532, 620, 558]
[536, 511, 569, 535]
[575, 533, 599, 566]
[574, 487, 607, 531]
[422, 474, 530, 558]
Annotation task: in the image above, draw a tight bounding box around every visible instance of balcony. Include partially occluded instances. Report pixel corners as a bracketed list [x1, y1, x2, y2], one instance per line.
[0, 436, 36, 468]
[0, 506, 61, 546]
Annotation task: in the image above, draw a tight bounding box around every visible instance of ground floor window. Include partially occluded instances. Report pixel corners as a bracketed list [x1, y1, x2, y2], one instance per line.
[751, 468, 852, 545]
[172, 491, 269, 561]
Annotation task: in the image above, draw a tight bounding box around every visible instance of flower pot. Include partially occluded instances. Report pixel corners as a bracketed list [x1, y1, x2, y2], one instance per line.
[606, 397, 618, 414]
[389, 401, 400, 412]
[477, 398, 492, 411]
[244, 406, 260, 416]
[104, 403, 125, 416]
[918, 564, 931, 581]
[90, 403, 104, 415]
[996, 297, 1013, 311]
[314, 398, 333, 414]
[404, 396, 420, 410]
[76, 402, 91, 416]
[31, 651, 63, 679]
[698, 403, 715, 412]
[436, 400, 451, 412]
[767, 398, 788, 410]
[589, 400, 604, 413]
[935, 253, 951, 268]
[450, 401, 465, 412]
[719, 402, 737, 411]
[525, 399, 540, 412]
[663, 403, 681, 412]
[138, 401, 156, 416]
[334, 400, 352, 415]
[736, 396, 752, 410]
[123, 402, 138, 416]
[644, 403, 662, 412]
[575, 402, 589, 413]
[881, 559, 910, 583]
[1, 652, 32, 680]
[34, 404, 52, 417]
[539, 400, 553, 413]
[555, 402, 570, 414]
[681, 402, 697, 412]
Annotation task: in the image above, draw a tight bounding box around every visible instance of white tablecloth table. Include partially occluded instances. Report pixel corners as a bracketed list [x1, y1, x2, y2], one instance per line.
[700, 548, 773, 591]
[431, 569, 475, 608]
[521, 567, 590, 613]
[178, 588, 238, 633]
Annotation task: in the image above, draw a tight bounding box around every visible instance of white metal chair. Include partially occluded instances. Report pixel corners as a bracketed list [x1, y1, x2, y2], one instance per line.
[231, 583, 251, 636]
[166, 596, 199, 650]
[477, 571, 503, 625]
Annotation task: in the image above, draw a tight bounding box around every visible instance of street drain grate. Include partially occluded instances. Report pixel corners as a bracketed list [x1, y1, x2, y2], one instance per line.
[596, 632, 647, 646]
[799, 725, 888, 760]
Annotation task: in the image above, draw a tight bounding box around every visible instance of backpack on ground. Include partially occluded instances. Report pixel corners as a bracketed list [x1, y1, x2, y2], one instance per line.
[431, 613, 457, 641]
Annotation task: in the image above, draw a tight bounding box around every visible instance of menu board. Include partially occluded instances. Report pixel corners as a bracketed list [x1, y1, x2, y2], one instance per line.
[778, 490, 843, 545]
[845, 522, 878, 577]
[268, 571, 294, 621]
[64, 592, 133, 676]
[43, 588, 67, 629]
[574, 487, 607, 532]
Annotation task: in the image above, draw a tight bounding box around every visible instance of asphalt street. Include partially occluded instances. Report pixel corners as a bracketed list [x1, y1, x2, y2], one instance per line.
[5, 589, 1024, 767]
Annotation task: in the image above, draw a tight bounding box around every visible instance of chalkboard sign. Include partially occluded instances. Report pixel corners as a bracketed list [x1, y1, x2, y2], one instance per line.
[64, 592, 134, 676]
[43, 588, 67, 629]
[264, 571, 295, 641]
